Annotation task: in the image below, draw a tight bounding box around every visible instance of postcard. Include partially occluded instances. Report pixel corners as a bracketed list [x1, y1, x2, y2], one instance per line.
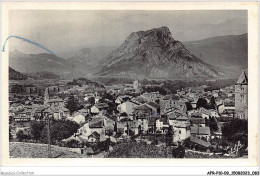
[1, 1, 258, 167]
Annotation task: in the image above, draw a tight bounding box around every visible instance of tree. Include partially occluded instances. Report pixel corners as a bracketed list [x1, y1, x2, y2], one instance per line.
[114, 121, 117, 133]
[208, 117, 218, 132]
[66, 139, 80, 148]
[30, 121, 45, 141]
[205, 117, 209, 126]
[9, 128, 13, 140]
[197, 98, 208, 109]
[107, 129, 114, 139]
[138, 125, 142, 134]
[16, 130, 25, 142]
[185, 102, 193, 111]
[66, 96, 80, 115]
[166, 126, 174, 146]
[40, 120, 80, 144]
[209, 96, 216, 109]
[222, 119, 248, 146]
[172, 145, 185, 158]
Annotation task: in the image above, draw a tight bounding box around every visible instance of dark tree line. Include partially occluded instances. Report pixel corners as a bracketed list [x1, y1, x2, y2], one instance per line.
[17, 120, 80, 144]
[222, 119, 248, 147]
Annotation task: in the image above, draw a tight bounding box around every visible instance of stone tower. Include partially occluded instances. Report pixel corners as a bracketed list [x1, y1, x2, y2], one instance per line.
[235, 71, 248, 119]
[133, 80, 141, 90]
[44, 88, 49, 104]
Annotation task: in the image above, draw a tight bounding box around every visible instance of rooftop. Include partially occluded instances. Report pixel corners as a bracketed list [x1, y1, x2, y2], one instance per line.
[191, 126, 210, 135]
[236, 70, 248, 85]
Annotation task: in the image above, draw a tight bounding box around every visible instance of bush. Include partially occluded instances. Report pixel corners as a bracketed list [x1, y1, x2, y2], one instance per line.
[65, 139, 80, 148]
[16, 130, 30, 142]
[172, 145, 185, 158]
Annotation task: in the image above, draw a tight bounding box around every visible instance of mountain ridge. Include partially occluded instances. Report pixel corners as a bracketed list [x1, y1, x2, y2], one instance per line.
[96, 26, 221, 79]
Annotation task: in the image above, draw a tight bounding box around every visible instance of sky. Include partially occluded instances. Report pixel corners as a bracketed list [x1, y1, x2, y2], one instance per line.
[8, 10, 247, 55]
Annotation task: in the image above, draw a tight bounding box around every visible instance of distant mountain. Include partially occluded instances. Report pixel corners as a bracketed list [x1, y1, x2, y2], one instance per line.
[183, 33, 248, 78]
[9, 67, 28, 80]
[96, 26, 221, 79]
[9, 49, 101, 79]
[66, 48, 101, 75]
[9, 50, 71, 75]
[57, 45, 117, 60]
[26, 71, 60, 80]
[91, 45, 118, 60]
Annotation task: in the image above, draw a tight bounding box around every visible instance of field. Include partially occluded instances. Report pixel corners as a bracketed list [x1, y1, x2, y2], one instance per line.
[9, 142, 84, 158]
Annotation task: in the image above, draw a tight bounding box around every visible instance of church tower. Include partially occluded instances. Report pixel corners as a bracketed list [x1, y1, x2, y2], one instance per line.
[235, 71, 248, 119]
[44, 88, 49, 104]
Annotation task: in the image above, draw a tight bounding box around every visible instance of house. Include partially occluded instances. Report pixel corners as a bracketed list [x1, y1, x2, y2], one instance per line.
[91, 103, 109, 115]
[133, 104, 153, 119]
[94, 96, 102, 104]
[15, 108, 32, 122]
[148, 117, 158, 133]
[191, 100, 197, 109]
[52, 106, 70, 120]
[199, 108, 211, 119]
[140, 92, 162, 102]
[70, 113, 85, 124]
[115, 95, 131, 104]
[190, 126, 210, 141]
[77, 108, 89, 117]
[88, 131, 100, 143]
[46, 98, 65, 108]
[216, 101, 224, 114]
[223, 99, 235, 111]
[187, 109, 201, 117]
[117, 100, 140, 116]
[88, 117, 106, 135]
[145, 101, 160, 114]
[155, 115, 169, 134]
[190, 136, 211, 150]
[118, 112, 129, 121]
[131, 96, 147, 105]
[116, 122, 127, 134]
[190, 118, 206, 127]
[172, 120, 191, 142]
[160, 97, 187, 115]
[213, 122, 226, 139]
[127, 120, 141, 135]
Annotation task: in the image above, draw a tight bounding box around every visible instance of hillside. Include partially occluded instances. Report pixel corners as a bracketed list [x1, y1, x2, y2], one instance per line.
[183, 33, 248, 78]
[9, 50, 71, 75]
[65, 48, 102, 75]
[9, 48, 104, 79]
[9, 67, 28, 80]
[26, 71, 60, 80]
[9, 142, 83, 158]
[96, 26, 221, 79]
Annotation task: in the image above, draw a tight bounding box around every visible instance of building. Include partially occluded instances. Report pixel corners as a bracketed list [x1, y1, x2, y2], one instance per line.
[172, 120, 191, 142]
[190, 118, 206, 127]
[117, 100, 140, 116]
[235, 71, 248, 119]
[190, 126, 210, 141]
[47, 98, 65, 108]
[91, 103, 109, 115]
[133, 80, 141, 90]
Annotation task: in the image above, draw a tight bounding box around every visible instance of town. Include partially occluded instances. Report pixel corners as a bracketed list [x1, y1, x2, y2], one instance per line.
[9, 71, 248, 158]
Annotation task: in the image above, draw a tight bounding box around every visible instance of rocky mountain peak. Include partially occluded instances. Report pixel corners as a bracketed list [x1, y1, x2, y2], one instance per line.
[97, 26, 220, 79]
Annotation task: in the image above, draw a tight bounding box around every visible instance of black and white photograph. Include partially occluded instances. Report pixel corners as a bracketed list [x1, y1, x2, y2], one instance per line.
[1, 3, 259, 175]
[6, 9, 250, 159]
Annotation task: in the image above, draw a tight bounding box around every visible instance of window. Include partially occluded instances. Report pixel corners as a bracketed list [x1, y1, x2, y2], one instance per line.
[179, 130, 181, 134]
